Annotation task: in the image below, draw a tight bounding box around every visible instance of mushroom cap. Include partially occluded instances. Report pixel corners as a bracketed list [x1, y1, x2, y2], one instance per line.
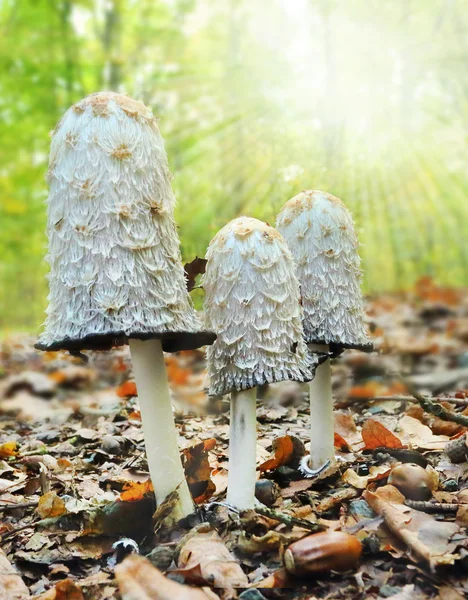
[36, 92, 215, 353]
[203, 217, 320, 397]
[276, 190, 372, 352]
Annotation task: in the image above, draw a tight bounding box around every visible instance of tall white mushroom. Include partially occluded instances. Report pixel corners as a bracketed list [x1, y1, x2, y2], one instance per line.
[277, 190, 372, 474]
[203, 217, 321, 509]
[35, 92, 216, 520]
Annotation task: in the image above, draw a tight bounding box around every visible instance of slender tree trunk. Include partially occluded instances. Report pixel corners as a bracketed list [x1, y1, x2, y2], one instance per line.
[102, 0, 123, 90]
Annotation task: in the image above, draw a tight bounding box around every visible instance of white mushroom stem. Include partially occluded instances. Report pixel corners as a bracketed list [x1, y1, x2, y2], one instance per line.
[307, 343, 335, 471]
[129, 338, 194, 520]
[227, 388, 257, 510]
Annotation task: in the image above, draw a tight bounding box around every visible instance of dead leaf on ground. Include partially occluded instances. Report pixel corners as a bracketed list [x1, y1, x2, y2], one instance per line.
[0, 441, 19, 458]
[334, 432, 350, 451]
[364, 485, 461, 568]
[115, 554, 218, 600]
[258, 435, 305, 472]
[334, 412, 363, 450]
[116, 381, 137, 398]
[36, 578, 84, 600]
[343, 465, 392, 490]
[362, 419, 404, 450]
[398, 415, 449, 450]
[38, 497, 155, 539]
[174, 529, 248, 589]
[253, 567, 291, 588]
[120, 480, 154, 502]
[182, 439, 216, 504]
[37, 492, 67, 519]
[0, 548, 30, 599]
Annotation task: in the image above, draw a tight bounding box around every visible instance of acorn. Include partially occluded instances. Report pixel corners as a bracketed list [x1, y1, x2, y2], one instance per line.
[283, 531, 362, 576]
[387, 463, 438, 501]
[255, 479, 281, 507]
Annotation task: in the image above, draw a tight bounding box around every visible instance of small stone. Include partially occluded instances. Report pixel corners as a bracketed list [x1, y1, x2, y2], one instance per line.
[442, 479, 459, 492]
[239, 590, 268, 600]
[146, 545, 174, 571]
[101, 435, 122, 455]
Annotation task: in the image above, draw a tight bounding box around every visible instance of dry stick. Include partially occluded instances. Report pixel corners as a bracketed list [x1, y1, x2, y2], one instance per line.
[392, 372, 468, 427]
[405, 500, 460, 513]
[0, 501, 38, 512]
[253, 506, 326, 533]
[372, 395, 468, 407]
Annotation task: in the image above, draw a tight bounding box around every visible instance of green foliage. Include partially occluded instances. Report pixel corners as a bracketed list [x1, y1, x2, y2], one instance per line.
[0, 0, 467, 332]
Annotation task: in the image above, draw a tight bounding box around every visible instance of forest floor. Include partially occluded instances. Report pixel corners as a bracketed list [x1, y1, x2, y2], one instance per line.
[1, 278, 468, 600]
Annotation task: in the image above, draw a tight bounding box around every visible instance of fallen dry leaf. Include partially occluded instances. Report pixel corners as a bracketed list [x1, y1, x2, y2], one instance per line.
[398, 415, 449, 450]
[253, 567, 291, 588]
[0, 441, 18, 458]
[342, 465, 391, 489]
[362, 419, 403, 450]
[175, 529, 248, 589]
[258, 435, 304, 472]
[364, 485, 461, 568]
[116, 381, 138, 398]
[115, 554, 218, 600]
[120, 480, 154, 502]
[334, 432, 350, 451]
[37, 492, 67, 519]
[36, 578, 84, 600]
[182, 439, 216, 504]
[0, 548, 30, 599]
[334, 412, 363, 450]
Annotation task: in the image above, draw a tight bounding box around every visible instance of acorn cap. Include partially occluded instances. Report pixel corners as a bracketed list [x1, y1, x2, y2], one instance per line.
[276, 190, 373, 353]
[35, 92, 215, 353]
[203, 217, 321, 397]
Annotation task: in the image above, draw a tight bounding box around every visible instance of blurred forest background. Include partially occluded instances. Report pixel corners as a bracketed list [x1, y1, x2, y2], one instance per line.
[1, 0, 468, 334]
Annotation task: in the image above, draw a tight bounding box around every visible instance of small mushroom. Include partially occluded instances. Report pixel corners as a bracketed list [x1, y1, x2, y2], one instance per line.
[35, 92, 216, 520]
[203, 217, 320, 509]
[277, 191, 373, 473]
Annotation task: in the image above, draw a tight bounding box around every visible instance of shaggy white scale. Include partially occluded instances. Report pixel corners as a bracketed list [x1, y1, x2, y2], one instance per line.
[276, 190, 371, 351]
[36, 92, 214, 353]
[204, 217, 319, 398]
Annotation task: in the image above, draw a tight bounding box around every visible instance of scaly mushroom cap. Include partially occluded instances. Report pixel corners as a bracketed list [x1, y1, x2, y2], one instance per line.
[276, 190, 372, 353]
[36, 92, 215, 353]
[203, 217, 319, 396]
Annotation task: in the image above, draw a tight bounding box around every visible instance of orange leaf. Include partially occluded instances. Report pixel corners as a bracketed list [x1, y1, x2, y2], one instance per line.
[117, 381, 138, 398]
[334, 432, 350, 451]
[37, 492, 67, 518]
[165, 361, 192, 386]
[37, 578, 84, 600]
[348, 381, 383, 399]
[0, 441, 18, 458]
[259, 435, 304, 472]
[182, 439, 216, 504]
[120, 479, 154, 501]
[362, 419, 403, 450]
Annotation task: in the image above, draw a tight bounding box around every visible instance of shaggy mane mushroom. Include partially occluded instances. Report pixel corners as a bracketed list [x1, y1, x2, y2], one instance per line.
[203, 216, 321, 508]
[35, 92, 216, 520]
[277, 190, 372, 474]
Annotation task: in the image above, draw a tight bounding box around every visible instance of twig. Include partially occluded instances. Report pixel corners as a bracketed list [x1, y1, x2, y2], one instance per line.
[372, 395, 468, 406]
[392, 372, 468, 427]
[253, 506, 326, 533]
[405, 500, 460, 513]
[0, 501, 38, 513]
[0, 522, 37, 544]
